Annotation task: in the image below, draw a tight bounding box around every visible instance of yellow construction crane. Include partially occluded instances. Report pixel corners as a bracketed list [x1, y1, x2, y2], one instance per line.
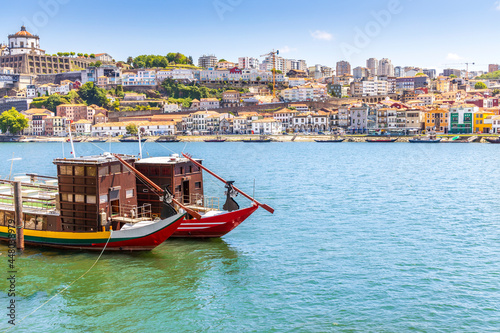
[260, 49, 279, 99]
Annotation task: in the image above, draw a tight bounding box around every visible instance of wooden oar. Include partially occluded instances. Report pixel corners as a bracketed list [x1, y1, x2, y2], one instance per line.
[182, 153, 274, 214]
[113, 154, 202, 220]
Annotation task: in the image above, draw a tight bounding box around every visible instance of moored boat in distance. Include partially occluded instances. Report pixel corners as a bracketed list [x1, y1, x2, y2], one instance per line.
[409, 132, 441, 143]
[119, 137, 147, 143]
[366, 137, 398, 143]
[485, 137, 500, 144]
[242, 135, 272, 143]
[0, 154, 186, 251]
[156, 135, 181, 143]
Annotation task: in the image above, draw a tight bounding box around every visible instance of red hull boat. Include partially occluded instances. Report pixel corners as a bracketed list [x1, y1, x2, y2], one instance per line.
[172, 205, 258, 237]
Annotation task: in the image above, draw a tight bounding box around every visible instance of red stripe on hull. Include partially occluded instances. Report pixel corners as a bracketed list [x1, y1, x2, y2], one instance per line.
[172, 205, 258, 238]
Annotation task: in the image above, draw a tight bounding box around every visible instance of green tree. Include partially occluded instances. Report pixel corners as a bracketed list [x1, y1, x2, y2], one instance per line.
[475, 82, 487, 90]
[57, 52, 63, 57]
[256, 76, 262, 82]
[492, 89, 500, 96]
[84, 53, 89, 58]
[77, 53, 83, 57]
[126, 56, 133, 65]
[46, 94, 69, 113]
[90, 54, 96, 59]
[126, 123, 138, 135]
[416, 73, 426, 76]
[78, 82, 109, 108]
[95, 61, 102, 67]
[219, 59, 227, 62]
[0, 108, 28, 134]
[70, 52, 75, 57]
[449, 74, 457, 78]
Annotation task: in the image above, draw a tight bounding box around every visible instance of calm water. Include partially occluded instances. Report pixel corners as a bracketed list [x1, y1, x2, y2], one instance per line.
[0, 142, 499, 332]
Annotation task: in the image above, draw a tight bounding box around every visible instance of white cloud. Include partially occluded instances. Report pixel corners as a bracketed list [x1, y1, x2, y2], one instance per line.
[495, 1, 500, 10]
[447, 53, 463, 61]
[310, 30, 334, 41]
[280, 46, 297, 54]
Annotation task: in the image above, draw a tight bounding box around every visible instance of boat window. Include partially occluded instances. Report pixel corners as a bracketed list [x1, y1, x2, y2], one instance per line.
[87, 167, 96, 177]
[126, 189, 134, 198]
[110, 164, 121, 174]
[195, 182, 201, 189]
[75, 194, 85, 203]
[75, 166, 85, 177]
[187, 166, 192, 174]
[0, 211, 4, 226]
[60, 165, 72, 175]
[62, 193, 73, 202]
[99, 166, 108, 177]
[87, 195, 96, 204]
[175, 185, 181, 192]
[4, 212, 13, 226]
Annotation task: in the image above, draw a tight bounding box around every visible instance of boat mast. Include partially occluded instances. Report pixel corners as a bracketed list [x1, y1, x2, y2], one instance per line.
[182, 153, 274, 214]
[68, 121, 76, 158]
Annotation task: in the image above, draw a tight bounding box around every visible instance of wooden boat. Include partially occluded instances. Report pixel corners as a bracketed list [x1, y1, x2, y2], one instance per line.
[91, 140, 108, 143]
[485, 138, 500, 144]
[156, 136, 181, 143]
[119, 137, 147, 143]
[366, 138, 398, 143]
[314, 139, 345, 143]
[134, 153, 274, 238]
[409, 132, 441, 143]
[67, 138, 82, 143]
[242, 135, 272, 143]
[0, 154, 198, 251]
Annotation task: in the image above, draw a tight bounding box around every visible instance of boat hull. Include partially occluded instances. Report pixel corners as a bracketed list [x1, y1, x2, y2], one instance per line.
[172, 205, 259, 238]
[314, 139, 344, 143]
[204, 140, 227, 142]
[0, 213, 185, 251]
[409, 139, 441, 143]
[366, 139, 398, 143]
[485, 139, 500, 144]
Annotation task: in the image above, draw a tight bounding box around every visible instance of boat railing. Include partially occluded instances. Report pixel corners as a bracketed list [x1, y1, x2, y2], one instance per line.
[0, 192, 57, 213]
[118, 203, 152, 220]
[189, 193, 220, 211]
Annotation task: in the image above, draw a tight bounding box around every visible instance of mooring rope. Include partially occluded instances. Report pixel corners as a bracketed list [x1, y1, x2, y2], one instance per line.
[2, 231, 113, 332]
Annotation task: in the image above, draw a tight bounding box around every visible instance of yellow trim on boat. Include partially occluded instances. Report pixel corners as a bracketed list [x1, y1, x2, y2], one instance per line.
[0, 225, 111, 240]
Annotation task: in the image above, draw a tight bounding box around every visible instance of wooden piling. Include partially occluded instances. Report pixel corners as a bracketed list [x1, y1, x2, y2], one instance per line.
[13, 181, 24, 250]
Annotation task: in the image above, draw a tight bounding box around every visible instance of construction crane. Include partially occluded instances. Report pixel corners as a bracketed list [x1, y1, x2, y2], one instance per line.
[260, 49, 279, 99]
[443, 62, 476, 79]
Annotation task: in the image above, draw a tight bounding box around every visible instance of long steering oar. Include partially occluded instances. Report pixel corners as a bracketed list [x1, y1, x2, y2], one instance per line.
[113, 154, 202, 220]
[182, 153, 274, 214]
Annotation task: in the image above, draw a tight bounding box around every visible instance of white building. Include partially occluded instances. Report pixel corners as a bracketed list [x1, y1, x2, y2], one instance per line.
[73, 119, 92, 135]
[95, 53, 113, 62]
[7, 26, 44, 56]
[238, 57, 260, 69]
[122, 70, 156, 86]
[251, 118, 282, 135]
[156, 69, 195, 82]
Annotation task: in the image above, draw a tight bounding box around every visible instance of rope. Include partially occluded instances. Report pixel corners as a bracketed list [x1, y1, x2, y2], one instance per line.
[88, 141, 106, 152]
[2, 231, 113, 332]
[155, 141, 178, 155]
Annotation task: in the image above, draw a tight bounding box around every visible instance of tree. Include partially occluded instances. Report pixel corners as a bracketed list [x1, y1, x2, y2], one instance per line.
[0, 108, 28, 134]
[449, 74, 457, 78]
[219, 59, 227, 62]
[475, 82, 487, 90]
[492, 89, 500, 96]
[46, 94, 69, 113]
[126, 56, 133, 65]
[416, 72, 426, 76]
[77, 53, 83, 57]
[126, 123, 138, 135]
[111, 100, 120, 111]
[90, 54, 96, 59]
[78, 82, 109, 108]
[70, 52, 75, 57]
[84, 53, 89, 58]
[256, 76, 262, 82]
[95, 61, 102, 67]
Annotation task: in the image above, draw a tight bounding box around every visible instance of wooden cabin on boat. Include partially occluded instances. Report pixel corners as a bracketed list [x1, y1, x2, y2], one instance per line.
[135, 155, 205, 218]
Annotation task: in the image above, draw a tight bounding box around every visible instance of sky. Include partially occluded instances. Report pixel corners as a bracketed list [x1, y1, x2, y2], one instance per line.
[1, 0, 499, 73]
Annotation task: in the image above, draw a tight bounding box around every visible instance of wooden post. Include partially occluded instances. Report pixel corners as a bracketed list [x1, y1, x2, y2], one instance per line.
[13, 181, 24, 250]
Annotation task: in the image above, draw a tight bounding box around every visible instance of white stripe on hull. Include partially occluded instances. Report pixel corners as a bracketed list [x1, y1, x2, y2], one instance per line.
[180, 222, 226, 226]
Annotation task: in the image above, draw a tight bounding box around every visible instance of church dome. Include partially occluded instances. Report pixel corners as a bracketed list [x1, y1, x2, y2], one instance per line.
[14, 26, 33, 37]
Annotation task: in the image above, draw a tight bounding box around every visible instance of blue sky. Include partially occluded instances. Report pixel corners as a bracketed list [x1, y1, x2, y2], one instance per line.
[1, 0, 499, 73]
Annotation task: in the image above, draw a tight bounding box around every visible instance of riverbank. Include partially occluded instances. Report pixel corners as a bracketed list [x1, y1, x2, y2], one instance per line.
[9, 134, 500, 143]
